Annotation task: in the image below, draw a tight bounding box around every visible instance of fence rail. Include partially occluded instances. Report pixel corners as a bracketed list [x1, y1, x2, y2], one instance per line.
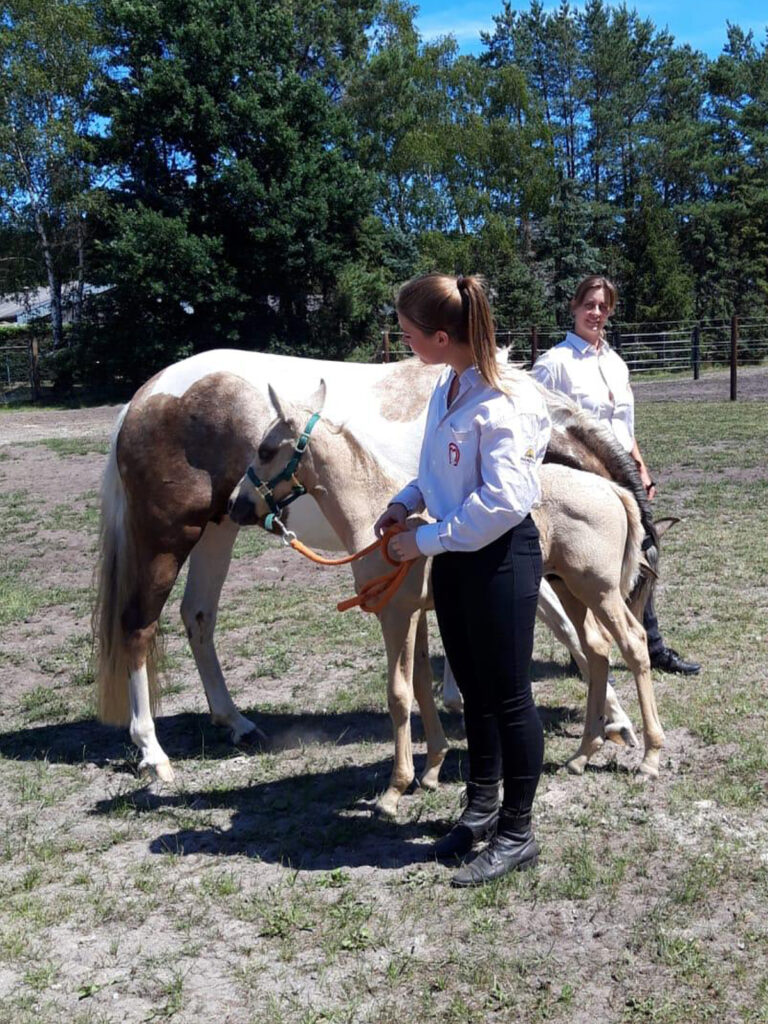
[3, 315, 768, 402]
[380, 315, 768, 398]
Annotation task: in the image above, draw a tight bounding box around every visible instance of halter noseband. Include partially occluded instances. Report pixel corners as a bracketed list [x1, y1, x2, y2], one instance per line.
[246, 412, 321, 534]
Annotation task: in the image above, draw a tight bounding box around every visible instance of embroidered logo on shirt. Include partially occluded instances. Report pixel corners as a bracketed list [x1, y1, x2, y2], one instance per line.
[448, 442, 460, 466]
[522, 446, 536, 462]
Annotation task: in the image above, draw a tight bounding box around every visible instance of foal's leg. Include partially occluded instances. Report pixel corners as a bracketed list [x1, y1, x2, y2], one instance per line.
[411, 610, 448, 791]
[180, 517, 264, 745]
[539, 580, 636, 746]
[376, 604, 420, 817]
[549, 582, 612, 775]
[591, 599, 665, 778]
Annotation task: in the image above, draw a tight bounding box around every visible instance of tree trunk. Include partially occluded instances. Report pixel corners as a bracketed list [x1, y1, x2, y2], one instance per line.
[32, 208, 65, 349]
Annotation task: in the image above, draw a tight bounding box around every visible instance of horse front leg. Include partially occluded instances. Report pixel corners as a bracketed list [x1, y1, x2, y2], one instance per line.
[181, 518, 265, 746]
[375, 604, 420, 817]
[411, 611, 448, 791]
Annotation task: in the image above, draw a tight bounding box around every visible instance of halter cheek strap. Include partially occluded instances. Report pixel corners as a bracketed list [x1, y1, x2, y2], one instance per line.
[246, 412, 321, 532]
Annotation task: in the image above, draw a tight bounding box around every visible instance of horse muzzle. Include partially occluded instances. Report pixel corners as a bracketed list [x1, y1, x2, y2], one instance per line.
[227, 489, 260, 526]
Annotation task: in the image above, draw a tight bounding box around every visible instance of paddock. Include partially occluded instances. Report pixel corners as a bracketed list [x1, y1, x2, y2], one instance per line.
[0, 365, 766, 1023]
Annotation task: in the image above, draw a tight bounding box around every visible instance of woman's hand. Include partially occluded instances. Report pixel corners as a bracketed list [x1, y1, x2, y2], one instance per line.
[638, 464, 656, 500]
[387, 527, 421, 563]
[373, 502, 408, 538]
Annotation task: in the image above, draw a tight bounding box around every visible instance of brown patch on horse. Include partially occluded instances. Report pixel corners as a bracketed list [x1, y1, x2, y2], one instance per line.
[375, 359, 440, 422]
[115, 373, 271, 624]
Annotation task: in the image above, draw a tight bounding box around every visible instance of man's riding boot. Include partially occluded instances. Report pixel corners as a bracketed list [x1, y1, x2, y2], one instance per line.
[451, 809, 539, 887]
[432, 781, 500, 860]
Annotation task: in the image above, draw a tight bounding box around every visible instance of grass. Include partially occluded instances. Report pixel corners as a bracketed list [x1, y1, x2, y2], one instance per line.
[0, 379, 766, 1022]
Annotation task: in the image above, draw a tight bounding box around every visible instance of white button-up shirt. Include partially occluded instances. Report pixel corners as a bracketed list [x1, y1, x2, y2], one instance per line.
[390, 366, 551, 557]
[530, 332, 635, 452]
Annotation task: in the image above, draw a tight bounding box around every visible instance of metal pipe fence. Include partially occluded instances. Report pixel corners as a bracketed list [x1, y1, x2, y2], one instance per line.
[380, 316, 768, 398]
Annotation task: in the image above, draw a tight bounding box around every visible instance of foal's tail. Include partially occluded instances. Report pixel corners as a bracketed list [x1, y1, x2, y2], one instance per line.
[92, 408, 161, 725]
[611, 481, 645, 603]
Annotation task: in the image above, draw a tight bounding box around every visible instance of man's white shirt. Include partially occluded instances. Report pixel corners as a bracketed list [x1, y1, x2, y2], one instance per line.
[390, 366, 551, 557]
[530, 331, 635, 452]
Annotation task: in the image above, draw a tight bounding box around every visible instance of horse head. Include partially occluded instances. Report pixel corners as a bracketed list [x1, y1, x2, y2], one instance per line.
[227, 380, 327, 528]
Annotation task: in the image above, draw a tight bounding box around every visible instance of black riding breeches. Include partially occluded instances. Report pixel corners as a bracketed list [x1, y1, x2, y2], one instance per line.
[431, 515, 544, 816]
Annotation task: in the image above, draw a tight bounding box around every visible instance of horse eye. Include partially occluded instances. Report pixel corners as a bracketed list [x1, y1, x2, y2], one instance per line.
[257, 444, 276, 463]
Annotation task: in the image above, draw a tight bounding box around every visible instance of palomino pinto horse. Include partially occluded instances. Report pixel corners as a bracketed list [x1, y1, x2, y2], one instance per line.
[94, 349, 651, 795]
[228, 376, 666, 814]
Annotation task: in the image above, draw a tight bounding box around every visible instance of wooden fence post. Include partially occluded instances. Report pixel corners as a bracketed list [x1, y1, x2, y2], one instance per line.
[30, 336, 41, 401]
[730, 315, 738, 401]
[382, 329, 390, 364]
[692, 324, 700, 380]
[530, 325, 538, 367]
[611, 327, 621, 354]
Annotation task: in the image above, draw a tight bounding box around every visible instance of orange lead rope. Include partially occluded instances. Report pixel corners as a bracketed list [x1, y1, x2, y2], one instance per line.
[285, 525, 417, 614]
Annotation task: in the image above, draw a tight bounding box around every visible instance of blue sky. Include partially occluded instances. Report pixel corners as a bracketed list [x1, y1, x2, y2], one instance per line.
[413, 0, 767, 58]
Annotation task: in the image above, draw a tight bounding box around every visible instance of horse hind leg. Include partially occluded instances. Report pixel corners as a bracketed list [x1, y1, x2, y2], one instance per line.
[539, 579, 636, 748]
[180, 517, 265, 746]
[411, 610, 448, 791]
[548, 582, 611, 775]
[593, 600, 665, 779]
[123, 551, 186, 782]
[127, 625, 175, 783]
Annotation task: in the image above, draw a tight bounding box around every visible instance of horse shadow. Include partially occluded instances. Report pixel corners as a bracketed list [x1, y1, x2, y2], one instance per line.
[0, 692, 582, 769]
[88, 752, 466, 871]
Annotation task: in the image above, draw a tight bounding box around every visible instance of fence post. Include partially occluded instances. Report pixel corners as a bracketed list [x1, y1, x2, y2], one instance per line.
[611, 327, 621, 354]
[730, 315, 738, 401]
[530, 325, 538, 367]
[30, 336, 41, 401]
[382, 329, 390, 364]
[692, 324, 700, 380]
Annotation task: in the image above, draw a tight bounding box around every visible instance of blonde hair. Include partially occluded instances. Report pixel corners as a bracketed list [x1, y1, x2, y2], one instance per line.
[570, 275, 618, 315]
[396, 273, 505, 392]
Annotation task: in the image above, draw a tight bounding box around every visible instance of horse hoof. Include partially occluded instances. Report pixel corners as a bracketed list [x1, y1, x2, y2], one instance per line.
[637, 755, 660, 779]
[420, 767, 441, 791]
[234, 726, 268, 750]
[566, 754, 588, 776]
[605, 722, 639, 749]
[375, 789, 402, 818]
[140, 759, 174, 783]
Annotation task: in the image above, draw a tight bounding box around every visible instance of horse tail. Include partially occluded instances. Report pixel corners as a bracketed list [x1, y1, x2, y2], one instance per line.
[92, 407, 162, 725]
[611, 481, 645, 602]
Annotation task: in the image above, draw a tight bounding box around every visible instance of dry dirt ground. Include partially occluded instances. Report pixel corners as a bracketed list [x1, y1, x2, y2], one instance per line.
[0, 365, 766, 1024]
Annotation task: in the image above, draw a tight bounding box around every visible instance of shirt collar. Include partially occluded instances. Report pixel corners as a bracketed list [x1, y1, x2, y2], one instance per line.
[565, 331, 608, 356]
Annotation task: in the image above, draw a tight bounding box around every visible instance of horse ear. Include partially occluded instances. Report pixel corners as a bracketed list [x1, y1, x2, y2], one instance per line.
[267, 383, 289, 422]
[654, 516, 680, 540]
[308, 379, 326, 414]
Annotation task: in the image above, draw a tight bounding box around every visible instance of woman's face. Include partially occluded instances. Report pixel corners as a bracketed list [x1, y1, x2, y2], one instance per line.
[572, 286, 612, 347]
[397, 313, 445, 364]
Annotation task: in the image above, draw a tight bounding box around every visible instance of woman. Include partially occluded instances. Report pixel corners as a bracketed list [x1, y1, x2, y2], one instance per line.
[530, 275, 700, 675]
[374, 272, 551, 886]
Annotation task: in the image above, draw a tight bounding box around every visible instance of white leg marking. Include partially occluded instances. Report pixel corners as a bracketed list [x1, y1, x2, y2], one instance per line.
[129, 665, 174, 781]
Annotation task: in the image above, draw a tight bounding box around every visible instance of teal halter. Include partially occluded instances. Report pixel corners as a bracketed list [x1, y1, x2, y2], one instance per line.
[246, 412, 321, 533]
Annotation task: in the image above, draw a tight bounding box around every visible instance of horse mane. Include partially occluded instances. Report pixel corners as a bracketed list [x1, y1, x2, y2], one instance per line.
[532, 379, 659, 607]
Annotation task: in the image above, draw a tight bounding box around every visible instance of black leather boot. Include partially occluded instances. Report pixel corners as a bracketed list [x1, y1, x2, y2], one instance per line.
[451, 809, 539, 887]
[432, 781, 500, 860]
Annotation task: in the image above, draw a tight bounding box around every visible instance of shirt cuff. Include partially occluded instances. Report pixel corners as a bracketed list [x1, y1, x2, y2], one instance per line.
[414, 522, 445, 557]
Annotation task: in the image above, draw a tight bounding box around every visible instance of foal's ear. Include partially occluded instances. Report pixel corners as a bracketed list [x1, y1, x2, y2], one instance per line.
[308, 379, 327, 415]
[267, 383, 289, 423]
[654, 516, 680, 541]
